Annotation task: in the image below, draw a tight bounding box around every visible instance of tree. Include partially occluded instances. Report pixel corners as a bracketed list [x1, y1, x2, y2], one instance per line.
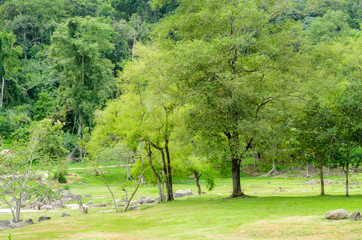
[0, 145, 58, 223]
[333, 82, 361, 197]
[0, 30, 21, 108]
[150, 0, 306, 198]
[50, 17, 117, 140]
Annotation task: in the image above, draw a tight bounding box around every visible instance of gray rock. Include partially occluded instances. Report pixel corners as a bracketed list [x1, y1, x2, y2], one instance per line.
[128, 206, 139, 211]
[325, 209, 350, 220]
[24, 219, 34, 224]
[84, 194, 92, 198]
[0, 220, 10, 226]
[40, 205, 54, 210]
[349, 211, 360, 221]
[173, 189, 195, 198]
[61, 197, 74, 203]
[356, 186, 361, 189]
[25, 200, 44, 210]
[90, 204, 107, 208]
[85, 202, 94, 206]
[61, 213, 70, 217]
[143, 197, 154, 204]
[50, 200, 64, 209]
[11, 222, 31, 228]
[38, 216, 51, 222]
[0, 225, 11, 230]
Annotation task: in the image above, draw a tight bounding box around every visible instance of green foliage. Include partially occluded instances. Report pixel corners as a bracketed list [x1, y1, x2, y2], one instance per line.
[50, 16, 117, 136]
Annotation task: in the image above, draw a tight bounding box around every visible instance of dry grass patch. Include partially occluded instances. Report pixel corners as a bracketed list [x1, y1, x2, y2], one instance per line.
[235, 215, 362, 240]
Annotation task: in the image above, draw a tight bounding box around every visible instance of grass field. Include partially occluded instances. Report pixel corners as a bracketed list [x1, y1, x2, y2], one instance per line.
[0, 168, 361, 240]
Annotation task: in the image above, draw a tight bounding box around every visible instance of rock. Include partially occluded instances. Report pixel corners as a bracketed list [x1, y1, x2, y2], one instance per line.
[74, 194, 82, 200]
[11, 222, 31, 228]
[356, 186, 361, 189]
[143, 197, 154, 204]
[0, 225, 11, 230]
[85, 202, 94, 206]
[84, 194, 92, 198]
[325, 209, 350, 220]
[0, 220, 10, 226]
[202, 192, 206, 194]
[61, 197, 74, 203]
[173, 189, 195, 198]
[24, 219, 34, 224]
[38, 216, 51, 222]
[90, 204, 107, 208]
[349, 211, 360, 221]
[40, 205, 54, 210]
[61, 190, 73, 198]
[50, 200, 64, 209]
[128, 206, 139, 211]
[279, 187, 285, 192]
[61, 213, 70, 217]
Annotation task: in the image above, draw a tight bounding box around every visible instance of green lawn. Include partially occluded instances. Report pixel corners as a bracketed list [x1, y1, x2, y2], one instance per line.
[0, 171, 361, 239]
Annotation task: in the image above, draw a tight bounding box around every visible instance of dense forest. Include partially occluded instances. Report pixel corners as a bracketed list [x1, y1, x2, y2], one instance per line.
[0, 0, 361, 200]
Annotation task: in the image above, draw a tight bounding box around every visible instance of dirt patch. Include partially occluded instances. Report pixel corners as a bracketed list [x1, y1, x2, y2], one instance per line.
[234, 216, 362, 239]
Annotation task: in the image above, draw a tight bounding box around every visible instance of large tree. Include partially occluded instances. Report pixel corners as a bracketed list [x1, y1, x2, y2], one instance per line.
[150, 0, 306, 198]
[0, 30, 21, 108]
[50, 17, 117, 139]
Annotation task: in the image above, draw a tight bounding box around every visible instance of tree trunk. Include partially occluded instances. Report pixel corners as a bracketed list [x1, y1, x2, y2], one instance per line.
[124, 170, 145, 212]
[231, 157, 244, 197]
[345, 154, 349, 198]
[164, 138, 174, 201]
[194, 171, 202, 195]
[0, 76, 4, 107]
[319, 160, 325, 196]
[306, 163, 309, 178]
[100, 171, 118, 213]
[147, 145, 164, 202]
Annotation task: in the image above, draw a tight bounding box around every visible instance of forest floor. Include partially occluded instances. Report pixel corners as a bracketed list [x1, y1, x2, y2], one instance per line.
[0, 166, 361, 239]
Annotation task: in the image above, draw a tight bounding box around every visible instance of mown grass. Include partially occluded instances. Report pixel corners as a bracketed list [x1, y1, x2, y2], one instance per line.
[0, 170, 361, 239]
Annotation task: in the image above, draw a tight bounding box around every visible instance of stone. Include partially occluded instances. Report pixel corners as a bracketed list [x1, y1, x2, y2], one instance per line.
[0, 225, 11, 230]
[90, 204, 107, 208]
[50, 200, 64, 209]
[84, 194, 92, 198]
[0, 220, 10, 226]
[202, 192, 206, 194]
[349, 211, 360, 221]
[85, 202, 94, 206]
[173, 189, 195, 198]
[40, 205, 54, 210]
[38, 216, 51, 222]
[325, 209, 350, 220]
[356, 186, 361, 189]
[61, 197, 74, 203]
[128, 206, 139, 211]
[279, 187, 285, 192]
[143, 197, 154, 204]
[24, 219, 34, 224]
[11, 222, 31, 228]
[25, 200, 44, 210]
[61, 213, 70, 217]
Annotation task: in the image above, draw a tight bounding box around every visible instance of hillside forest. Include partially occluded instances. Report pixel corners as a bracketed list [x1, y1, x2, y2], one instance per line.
[0, 0, 361, 202]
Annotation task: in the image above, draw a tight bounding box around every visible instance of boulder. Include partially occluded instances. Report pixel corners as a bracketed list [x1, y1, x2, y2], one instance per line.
[143, 197, 154, 204]
[325, 209, 350, 220]
[50, 200, 64, 209]
[11, 222, 31, 228]
[40, 205, 54, 210]
[84, 194, 92, 198]
[61, 197, 74, 203]
[38, 216, 51, 222]
[25, 200, 44, 210]
[24, 219, 34, 224]
[61, 213, 70, 217]
[349, 211, 360, 221]
[0, 220, 10, 226]
[128, 206, 139, 211]
[173, 189, 195, 198]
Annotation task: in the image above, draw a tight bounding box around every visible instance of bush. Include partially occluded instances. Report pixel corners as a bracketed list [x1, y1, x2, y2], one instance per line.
[53, 171, 67, 183]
